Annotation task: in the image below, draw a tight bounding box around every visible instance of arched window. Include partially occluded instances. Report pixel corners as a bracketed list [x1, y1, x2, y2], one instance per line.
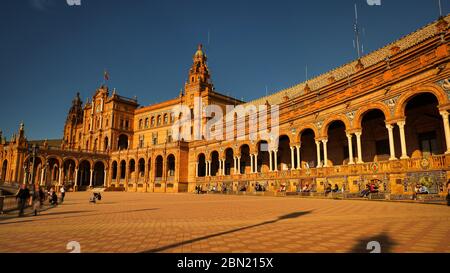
[157, 115, 162, 126]
[164, 114, 168, 124]
[145, 118, 149, 128]
[151, 117, 155, 127]
[139, 119, 143, 129]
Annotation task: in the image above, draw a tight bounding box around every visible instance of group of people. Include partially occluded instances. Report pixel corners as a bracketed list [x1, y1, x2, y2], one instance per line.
[414, 184, 429, 195]
[254, 183, 266, 192]
[195, 185, 204, 194]
[360, 183, 379, 198]
[325, 184, 341, 196]
[15, 184, 66, 217]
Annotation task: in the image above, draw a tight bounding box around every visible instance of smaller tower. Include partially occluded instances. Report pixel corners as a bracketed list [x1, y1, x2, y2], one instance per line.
[185, 44, 214, 95]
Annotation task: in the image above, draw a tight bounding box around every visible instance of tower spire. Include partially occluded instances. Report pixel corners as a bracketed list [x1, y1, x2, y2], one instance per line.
[185, 43, 213, 94]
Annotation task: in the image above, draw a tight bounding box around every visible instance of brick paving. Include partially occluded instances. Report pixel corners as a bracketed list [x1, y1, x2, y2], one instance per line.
[0, 192, 449, 253]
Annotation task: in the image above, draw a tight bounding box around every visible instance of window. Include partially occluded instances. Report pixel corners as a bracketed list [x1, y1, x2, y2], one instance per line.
[152, 132, 158, 145]
[125, 120, 129, 129]
[157, 116, 162, 126]
[145, 118, 149, 128]
[139, 119, 143, 129]
[164, 114, 168, 124]
[151, 117, 155, 127]
[139, 135, 145, 149]
[419, 132, 438, 156]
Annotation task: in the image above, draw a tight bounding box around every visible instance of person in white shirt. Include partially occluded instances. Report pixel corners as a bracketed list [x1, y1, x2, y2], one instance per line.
[60, 186, 66, 203]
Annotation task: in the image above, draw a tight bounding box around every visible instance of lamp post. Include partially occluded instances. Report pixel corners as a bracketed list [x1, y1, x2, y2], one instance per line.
[29, 144, 38, 186]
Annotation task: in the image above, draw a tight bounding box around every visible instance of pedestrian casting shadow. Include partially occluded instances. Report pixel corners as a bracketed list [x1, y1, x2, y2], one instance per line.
[349, 232, 397, 253]
[142, 210, 313, 253]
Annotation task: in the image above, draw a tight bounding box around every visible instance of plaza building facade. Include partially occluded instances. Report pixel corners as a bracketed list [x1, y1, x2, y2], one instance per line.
[1, 16, 450, 197]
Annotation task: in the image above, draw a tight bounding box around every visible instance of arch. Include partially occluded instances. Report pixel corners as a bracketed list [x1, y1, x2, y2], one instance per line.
[112, 161, 118, 180]
[197, 153, 206, 177]
[167, 154, 175, 177]
[394, 84, 448, 118]
[404, 93, 445, 157]
[155, 155, 163, 178]
[299, 128, 318, 168]
[128, 159, 136, 180]
[354, 102, 391, 129]
[62, 156, 79, 167]
[210, 151, 220, 176]
[104, 136, 109, 151]
[360, 109, 390, 162]
[321, 114, 351, 137]
[224, 148, 234, 175]
[138, 158, 145, 178]
[63, 158, 77, 186]
[239, 144, 251, 174]
[325, 120, 348, 166]
[120, 160, 126, 180]
[93, 161, 105, 187]
[45, 155, 63, 166]
[296, 125, 320, 143]
[277, 135, 291, 170]
[118, 134, 129, 150]
[78, 160, 91, 187]
[256, 140, 270, 173]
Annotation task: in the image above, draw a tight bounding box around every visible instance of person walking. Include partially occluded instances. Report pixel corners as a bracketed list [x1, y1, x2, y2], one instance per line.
[60, 186, 66, 203]
[16, 184, 30, 217]
[31, 185, 43, 216]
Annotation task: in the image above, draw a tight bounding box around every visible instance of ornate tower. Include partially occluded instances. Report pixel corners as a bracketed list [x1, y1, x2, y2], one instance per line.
[63, 92, 84, 149]
[185, 44, 214, 96]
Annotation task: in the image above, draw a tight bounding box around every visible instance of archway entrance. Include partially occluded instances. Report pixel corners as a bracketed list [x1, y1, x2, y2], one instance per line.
[277, 135, 291, 170]
[404, 93, 445, 157]
[1, 160, 7, 181]
[327, 121, 349, 166]
[155, 156, 163, 179]
[118, 134, 128, 150]
[197, 154, 206, 177]
[361, 109, 389, 162]
[239, 145, 251, 174]
[210, 151, 220, 176]
[224, 148, 234, 175]
[78, 160, 91, 187]
[257, 141, 270, 172]
[167, 155, 175, 177]
[299, 129, 317, 168]
[93, 162, 105, 187]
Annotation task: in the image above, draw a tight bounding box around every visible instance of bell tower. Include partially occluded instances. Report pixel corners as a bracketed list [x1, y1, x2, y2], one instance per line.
[185, 44, 214, 96]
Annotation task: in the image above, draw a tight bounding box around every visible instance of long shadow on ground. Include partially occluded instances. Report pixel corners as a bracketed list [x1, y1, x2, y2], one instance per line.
[143, 211, 313, 253]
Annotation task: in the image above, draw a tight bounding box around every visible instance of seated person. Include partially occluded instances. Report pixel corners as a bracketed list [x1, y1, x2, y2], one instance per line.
[414, 184, 421, 194]
[325, 184, 332, 195]
[302, 184, 310, 193]
[369, 183, 379, 194]
[418, 185, 429, 194]
[360, 185, 371, 197]
[332, 184, 339, 193]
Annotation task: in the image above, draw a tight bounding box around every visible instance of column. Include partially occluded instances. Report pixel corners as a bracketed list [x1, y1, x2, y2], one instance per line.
[397, 120, 409, 159]
[195, 162, 199, 177]
[386, 124, 397, 161]
[89, 169, 94, 187]
[269, 151, 273, 172]
[315, 141, 322, 168]
[58, 167, 63, 186]
[205, 161, 209, 176]
[40, 169, 45, 186]
[250, 154, 254, 173]
[208, 161, 212, 177]
[355, 131, 364, 164]
[274, 150, 278, 171]
[322, 139, 328, 167]
[222, 159, 227, 176]
[237, 156, 241, 174]
[254, 154, 259, 173]
[104, 170, 107, 187]
[347, 134, 355, 165]
[233, 157, 237, 174]
[290, 146, 295, 170]
[440, 111, 450, 154]
[296, 145, 301, 170]
[74, 168, 78, 190]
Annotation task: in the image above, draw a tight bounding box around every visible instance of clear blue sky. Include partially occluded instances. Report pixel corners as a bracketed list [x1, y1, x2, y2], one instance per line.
[0, 0, 448, 140]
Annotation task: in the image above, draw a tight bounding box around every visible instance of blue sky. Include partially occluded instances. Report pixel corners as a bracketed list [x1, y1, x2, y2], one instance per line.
[0, 0, 448, 140]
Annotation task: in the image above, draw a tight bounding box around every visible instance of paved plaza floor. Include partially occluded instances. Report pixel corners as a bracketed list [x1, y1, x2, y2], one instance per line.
[0, 192, 449, 253]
